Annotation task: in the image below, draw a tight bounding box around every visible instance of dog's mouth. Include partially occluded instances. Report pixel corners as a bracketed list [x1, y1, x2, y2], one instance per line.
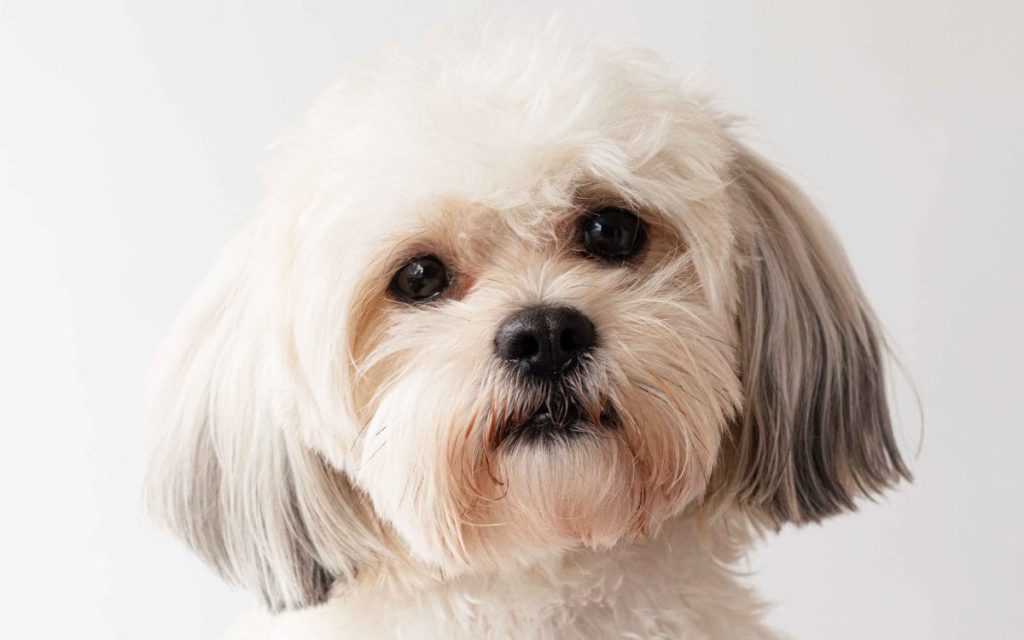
[500, 396, 618, 449]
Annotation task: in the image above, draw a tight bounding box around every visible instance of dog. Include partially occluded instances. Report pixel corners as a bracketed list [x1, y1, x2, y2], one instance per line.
[145, 23, 910, 639]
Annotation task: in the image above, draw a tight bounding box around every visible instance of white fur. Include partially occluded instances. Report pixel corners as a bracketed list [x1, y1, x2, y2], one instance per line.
[229, 519, 774, 640]
[146, 22, 907, 639]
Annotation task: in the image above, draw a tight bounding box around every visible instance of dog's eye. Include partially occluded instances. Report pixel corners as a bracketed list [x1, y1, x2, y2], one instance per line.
[580, 206, 646, 260]
[389, 255, 449, 303]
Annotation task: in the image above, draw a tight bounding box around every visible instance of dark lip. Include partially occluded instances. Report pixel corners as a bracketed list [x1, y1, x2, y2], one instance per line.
[523, 404, 580, 429]
[500, 400, 618, 449]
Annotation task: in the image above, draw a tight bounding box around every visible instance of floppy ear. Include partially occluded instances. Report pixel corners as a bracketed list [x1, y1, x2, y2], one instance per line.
[144, 229, 383, 611]
[715, 142, 911, 527]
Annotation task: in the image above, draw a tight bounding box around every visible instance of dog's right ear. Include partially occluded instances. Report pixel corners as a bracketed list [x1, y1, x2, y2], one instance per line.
[144, 225, 384, 611]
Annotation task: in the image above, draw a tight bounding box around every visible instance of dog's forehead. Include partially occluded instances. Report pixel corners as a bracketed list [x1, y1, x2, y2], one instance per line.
[320, 37, 684, 154]
[274, 33, 739, 285]
[286, 35, 730, 219]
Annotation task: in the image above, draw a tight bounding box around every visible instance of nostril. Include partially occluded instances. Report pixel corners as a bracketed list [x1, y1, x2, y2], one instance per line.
[510, 334, 539, 360]
[558, 313, 597, 356]
[496, 314, 544, 362]
[560, 328, 582, 352]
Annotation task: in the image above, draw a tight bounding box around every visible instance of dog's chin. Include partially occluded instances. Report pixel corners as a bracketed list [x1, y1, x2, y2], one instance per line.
[460, 395, 650, 560]
[477, 435, 656, 563]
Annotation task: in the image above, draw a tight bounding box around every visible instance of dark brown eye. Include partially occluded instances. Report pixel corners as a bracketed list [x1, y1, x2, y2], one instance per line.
[580, 206, 645, 260]
[389, 255, 449, 302]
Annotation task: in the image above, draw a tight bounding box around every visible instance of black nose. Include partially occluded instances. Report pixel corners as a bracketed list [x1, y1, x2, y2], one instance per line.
[494, 306, 597, 378]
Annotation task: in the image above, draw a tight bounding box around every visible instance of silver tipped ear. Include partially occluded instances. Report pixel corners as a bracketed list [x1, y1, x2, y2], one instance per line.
[145, 240, 383, 611]
[715, 142, 911, 527]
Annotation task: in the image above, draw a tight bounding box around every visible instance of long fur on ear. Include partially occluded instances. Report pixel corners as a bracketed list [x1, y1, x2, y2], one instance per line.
[714, 142, 911, 527]
[144, 229, 384, 611]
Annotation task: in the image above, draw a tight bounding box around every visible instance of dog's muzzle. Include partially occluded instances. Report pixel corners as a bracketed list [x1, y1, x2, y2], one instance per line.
[493, 305, 616, 448]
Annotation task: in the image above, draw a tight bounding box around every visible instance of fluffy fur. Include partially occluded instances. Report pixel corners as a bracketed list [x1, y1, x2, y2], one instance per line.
[146, 24, 910, 639]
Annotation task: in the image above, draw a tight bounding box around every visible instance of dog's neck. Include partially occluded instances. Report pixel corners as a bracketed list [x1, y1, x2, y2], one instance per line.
[245, 516, 779, 639]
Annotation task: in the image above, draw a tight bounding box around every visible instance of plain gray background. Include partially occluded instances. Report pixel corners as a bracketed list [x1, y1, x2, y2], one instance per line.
[2, 1, 1021, 638]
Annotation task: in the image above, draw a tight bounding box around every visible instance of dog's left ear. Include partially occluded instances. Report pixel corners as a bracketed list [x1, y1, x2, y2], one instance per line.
[712, 141, 912, 527]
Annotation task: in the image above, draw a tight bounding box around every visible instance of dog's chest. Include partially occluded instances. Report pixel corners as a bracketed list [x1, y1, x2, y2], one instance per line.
[243, 520, 779, 640]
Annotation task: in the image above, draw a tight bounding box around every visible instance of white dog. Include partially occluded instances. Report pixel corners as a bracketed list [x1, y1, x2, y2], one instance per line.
[146, 24, 910, 639]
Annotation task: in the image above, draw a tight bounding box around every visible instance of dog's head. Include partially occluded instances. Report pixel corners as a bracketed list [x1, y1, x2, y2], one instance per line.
[146, 28, 909, 610]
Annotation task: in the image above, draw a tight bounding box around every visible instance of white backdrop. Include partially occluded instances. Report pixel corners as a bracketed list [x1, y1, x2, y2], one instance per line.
[2, 1, 1021, 638]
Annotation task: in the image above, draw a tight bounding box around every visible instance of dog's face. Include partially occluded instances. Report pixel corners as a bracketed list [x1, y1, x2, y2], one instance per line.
[348, 186, 739, 573]
[146, 29, 909, 611]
